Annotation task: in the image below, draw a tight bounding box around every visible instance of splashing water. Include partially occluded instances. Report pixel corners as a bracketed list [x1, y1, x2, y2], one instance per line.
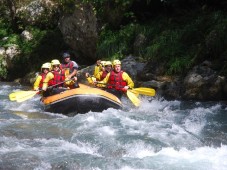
[0, 82, 226, 170]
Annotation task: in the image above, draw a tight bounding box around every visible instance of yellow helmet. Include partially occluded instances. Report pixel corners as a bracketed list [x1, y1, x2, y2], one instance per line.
[104, 61, 112, 66]
[100, 61, 106, 66]
[51, 59, 61, 66]
[112, 59, 121, 66]
[41, 62, 51, 70]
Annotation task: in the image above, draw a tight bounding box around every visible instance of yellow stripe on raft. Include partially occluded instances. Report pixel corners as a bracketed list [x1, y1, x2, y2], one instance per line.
[42, 83, 122, 105]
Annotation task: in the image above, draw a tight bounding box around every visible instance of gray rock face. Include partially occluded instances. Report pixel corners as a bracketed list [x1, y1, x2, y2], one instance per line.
[5, 44, 21, 69]
[58, 3, 98, 61]
[183, 61, 226, 100]
[17, 0, 58, 25]
[137, 60, 227, 101]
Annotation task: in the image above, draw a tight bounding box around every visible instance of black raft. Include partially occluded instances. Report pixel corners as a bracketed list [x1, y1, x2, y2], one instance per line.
[41, 84, 123, 116]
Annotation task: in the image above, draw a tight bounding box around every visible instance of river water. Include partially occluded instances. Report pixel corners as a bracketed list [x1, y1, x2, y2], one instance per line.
[0, 82, 226, 170]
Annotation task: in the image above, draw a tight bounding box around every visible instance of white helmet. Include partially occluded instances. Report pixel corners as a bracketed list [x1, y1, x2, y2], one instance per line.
[41, 62, 51, 71]
[51, 59, 61, 66]
[104, 61, 112, 66]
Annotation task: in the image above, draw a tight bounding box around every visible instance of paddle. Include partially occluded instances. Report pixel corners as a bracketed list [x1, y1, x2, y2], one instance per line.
[9, 78, 73, 102]
[130, 87, 156, 97]
[15, 91, 39, 102]
[130, 89, 139, 97]
[126, 90, 140, 107]
[9, 91, 28, 101]
[95, 82, 155, 97]
[95, 82, 141, 106]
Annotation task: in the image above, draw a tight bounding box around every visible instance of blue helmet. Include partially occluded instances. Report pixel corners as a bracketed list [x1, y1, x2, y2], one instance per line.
[62, 52, 70, 58]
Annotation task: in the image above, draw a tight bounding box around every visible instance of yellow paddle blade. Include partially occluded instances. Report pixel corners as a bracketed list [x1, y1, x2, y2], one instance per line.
[129, 89, 139, 97]
[131, 87, 156, 97]
[15, 91, 38, 102]
[9, 91, 38, 102]
[9, 91, 28, 101]
[16, 91, 38, 102]
[126, 90, 140, 107]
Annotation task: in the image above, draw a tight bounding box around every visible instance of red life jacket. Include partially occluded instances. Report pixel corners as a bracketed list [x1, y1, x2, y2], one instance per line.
[61, 61, 74, 73]
[100, 70, 108, 81]
[39, 73, 53, 88]
[51, 70, 65, 87]
[107, 70, 127, 91]
[39, 73, 46, 88]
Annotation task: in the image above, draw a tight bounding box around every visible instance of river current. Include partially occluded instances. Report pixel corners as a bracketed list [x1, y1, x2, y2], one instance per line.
[0, 82, 226, 170]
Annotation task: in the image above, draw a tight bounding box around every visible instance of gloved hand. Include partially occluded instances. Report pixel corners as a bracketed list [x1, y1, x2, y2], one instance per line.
[122, 86, 129, 92]
[93, 80, 98, 86]
[66, 75, 72, 79]
[85, 73, 90, 78]
[73, 77, 77, 81]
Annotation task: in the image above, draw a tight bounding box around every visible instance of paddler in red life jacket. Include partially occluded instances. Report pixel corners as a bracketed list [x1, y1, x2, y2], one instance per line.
[61, 52, 79, 88]
[42, 59, 66, 96]
[96, 61, 112, 81]
[33, 62, 52, 91]
[95, 59, 134, 99]
[86, 61, 112, 84]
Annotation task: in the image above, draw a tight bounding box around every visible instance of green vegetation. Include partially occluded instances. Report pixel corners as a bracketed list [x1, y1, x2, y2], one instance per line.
[1, 0, 227, 80]
[97, 10, 227, 75]
[0, 24, 67, 79]
[97, 24, 136, 60]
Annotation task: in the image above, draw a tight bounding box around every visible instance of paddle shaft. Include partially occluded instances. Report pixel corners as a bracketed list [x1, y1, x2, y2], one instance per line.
[42, 78, 74, 91]
[95, 82, 140, 106]
[96, 83, 155, 96]
[9, 78, 73, 101]
[96, 82, 128, 89]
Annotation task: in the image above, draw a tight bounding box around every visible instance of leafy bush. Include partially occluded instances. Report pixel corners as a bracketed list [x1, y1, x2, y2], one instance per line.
[97, 24, 136, 60]
[167, 55, 193, 75]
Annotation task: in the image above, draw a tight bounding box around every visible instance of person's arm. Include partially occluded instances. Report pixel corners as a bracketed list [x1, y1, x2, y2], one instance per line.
[67, 61, 78, 79]
[85, 73, 97, 85]
[33, 75, 42, 90]
[95, 71, 102, 81]
[68, 69, 77, 78]
[94, 65, 100, 77]
[96, 72, 110, 88]
[122, 72, 134, 89]
[42, 72, 54, 91]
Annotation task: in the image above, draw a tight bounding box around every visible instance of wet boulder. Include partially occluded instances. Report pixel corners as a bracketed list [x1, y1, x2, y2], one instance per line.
[58, 3, 98, 61]
[183, 61, 226, 100]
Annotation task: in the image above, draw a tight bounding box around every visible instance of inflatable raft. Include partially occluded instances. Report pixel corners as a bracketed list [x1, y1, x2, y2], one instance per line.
[41, 84, 123, 116]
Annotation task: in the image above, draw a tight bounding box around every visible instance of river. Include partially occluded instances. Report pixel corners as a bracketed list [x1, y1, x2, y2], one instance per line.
[0, 82, 226, 170]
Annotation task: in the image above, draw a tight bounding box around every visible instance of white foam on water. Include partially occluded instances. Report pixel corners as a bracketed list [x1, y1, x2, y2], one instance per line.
[3, 95, 43, 113]
[183, 105, 218, 134]
[119, 167, 151, 170]
[155, 146, 227, 170]
[124, 141, 156, 158]
[122, 141, 227, 169]
[136, 97, 181, 113]
[34, 162, 52, 170]
[98, 126, 116, 136]
[1, 84, 226, 169]
[0, 136, 101, 157]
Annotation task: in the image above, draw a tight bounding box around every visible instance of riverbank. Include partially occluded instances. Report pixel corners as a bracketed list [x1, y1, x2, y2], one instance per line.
[1, 1, 227, 101]
[9, 55, 226, 102]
